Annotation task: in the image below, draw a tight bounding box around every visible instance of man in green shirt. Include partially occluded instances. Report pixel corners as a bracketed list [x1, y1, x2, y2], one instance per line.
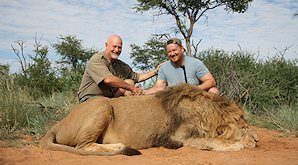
[78, 34, 158, 102]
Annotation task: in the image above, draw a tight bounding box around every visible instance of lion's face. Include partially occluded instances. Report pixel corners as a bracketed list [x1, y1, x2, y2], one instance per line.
[214, 102, 259, 149]
[240, 127, 259, 148]
[217, 122, 259, 149]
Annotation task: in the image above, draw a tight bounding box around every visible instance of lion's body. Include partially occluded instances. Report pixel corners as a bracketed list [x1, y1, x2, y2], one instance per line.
[40, 84, 258, 156]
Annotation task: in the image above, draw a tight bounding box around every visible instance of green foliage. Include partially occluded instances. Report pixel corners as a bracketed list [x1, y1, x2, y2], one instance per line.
[130, 35, 168, 71]
[257, 56, 298, 108]
[135, 0, 253, 13]
[197, 49, 258, 105]
[53, 35, 95, 72]
[13, 45, 61, 98]
[197, 49, 298, 113]
[57, 68, 83, 92]
[53, 35, 97, 92]
[11, 35, 96, 98]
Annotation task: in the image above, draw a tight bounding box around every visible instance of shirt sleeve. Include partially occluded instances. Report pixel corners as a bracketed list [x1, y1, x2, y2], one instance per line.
[87, 55, 113, 85]
[195, 60, 209, 78]
[130, 72, 139, 83]
[113, 60, 139, 83]
[157, 65, 167, 81]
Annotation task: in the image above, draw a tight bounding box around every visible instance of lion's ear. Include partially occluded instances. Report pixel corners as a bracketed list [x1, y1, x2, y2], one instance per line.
[216, 125, 230, 135]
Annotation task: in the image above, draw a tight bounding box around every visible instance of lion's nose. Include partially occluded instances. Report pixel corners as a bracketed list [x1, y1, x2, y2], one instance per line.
[253, 136, 259, 148]
[254, 134, 259, 142]
[254, 139, 259, 147]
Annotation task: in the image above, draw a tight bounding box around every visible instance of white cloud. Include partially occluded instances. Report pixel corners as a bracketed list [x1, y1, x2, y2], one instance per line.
[0, 0, 297, 71]
[0, 0, 174, 67]
[192, 0, 298, 59]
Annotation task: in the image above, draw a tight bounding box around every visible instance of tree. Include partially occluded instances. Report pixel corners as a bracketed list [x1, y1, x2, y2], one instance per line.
[13, 36, 60, 98]
[11, 40, 28, 76]
[130, 35, 168, 71]
[53, 35, 96, 73]
[53, 35, 97, 91]
[26, 45, 60, 96]
[134, 0, 253, 56]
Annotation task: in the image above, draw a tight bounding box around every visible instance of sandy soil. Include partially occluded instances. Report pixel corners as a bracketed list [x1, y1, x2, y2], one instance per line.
[0, 127, 297, 165]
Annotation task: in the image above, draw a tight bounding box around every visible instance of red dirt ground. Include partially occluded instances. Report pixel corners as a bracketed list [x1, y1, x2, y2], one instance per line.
[0, 127, 297, 165]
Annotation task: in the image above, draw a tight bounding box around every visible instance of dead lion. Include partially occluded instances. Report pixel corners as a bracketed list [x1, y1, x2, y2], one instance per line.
[40, 83, 259, 156]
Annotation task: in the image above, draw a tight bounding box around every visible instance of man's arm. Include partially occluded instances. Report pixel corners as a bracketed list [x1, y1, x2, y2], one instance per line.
[104, 75, 141, 93]
[137, 63, 163, 82]
[143, 80, 167, 95]
[137, 69, 157, 82]
[197, 72, 216, 91]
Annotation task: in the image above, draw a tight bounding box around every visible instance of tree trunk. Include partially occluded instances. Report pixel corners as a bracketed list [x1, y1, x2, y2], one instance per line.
[185, 37, 192, 56]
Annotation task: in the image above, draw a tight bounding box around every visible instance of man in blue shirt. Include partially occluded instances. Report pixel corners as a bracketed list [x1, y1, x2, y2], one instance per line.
[143, 38, 219, 95]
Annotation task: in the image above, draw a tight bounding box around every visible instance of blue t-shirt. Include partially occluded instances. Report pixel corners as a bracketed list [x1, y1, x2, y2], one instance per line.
[158, 55, 209, 86]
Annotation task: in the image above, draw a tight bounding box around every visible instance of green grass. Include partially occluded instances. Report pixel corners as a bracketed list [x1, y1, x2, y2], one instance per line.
[247, 106, 298, 136]
[0, 79, 77, 140]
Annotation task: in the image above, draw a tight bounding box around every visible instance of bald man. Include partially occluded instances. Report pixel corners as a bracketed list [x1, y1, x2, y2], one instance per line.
[78, 34, 158, 102]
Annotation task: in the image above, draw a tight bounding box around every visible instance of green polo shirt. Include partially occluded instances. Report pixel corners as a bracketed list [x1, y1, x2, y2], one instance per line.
[78, 51, 139, 100]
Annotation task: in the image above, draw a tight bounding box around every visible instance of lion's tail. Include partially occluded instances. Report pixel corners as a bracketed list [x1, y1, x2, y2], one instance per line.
[39, 131, 141, 156]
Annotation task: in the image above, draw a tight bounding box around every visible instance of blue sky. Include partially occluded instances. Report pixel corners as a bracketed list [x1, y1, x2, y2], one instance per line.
[0, 0, 297, 73]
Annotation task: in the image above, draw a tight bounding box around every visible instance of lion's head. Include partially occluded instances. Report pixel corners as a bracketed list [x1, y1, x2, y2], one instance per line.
[216, 122, 259, 149]
[155, 83, 259, 150]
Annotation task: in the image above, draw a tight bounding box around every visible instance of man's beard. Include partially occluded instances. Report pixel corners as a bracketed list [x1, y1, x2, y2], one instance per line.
[111, 53, 119, 60]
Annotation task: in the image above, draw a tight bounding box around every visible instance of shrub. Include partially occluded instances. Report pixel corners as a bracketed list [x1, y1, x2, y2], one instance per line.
[197, 49, 298, 114]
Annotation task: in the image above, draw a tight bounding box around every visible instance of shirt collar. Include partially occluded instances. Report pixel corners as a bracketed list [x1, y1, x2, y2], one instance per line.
[101, 52, 112, 65]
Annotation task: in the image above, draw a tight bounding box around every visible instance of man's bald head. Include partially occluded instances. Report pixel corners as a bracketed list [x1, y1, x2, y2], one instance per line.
[107, 34, 122, 44]
[105, 34, 123, 61]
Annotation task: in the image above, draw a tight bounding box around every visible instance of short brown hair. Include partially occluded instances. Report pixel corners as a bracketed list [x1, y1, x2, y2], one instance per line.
[166, 38, 182, 47]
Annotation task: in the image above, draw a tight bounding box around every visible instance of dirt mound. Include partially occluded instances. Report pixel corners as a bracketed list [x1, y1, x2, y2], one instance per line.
[0, 127, 297, 165]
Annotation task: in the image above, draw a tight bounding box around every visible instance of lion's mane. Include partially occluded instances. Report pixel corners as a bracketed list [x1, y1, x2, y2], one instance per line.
[155, 83, 246, 139]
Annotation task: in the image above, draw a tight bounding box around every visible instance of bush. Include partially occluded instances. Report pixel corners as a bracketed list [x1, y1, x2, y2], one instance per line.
[197, 49, 298, 114]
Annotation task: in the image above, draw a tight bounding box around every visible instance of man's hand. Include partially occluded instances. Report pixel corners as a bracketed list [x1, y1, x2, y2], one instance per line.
[132, 86, 143, 96]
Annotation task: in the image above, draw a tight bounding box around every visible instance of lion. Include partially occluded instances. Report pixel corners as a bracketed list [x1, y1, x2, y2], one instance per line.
[40, 83, 259, 156]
